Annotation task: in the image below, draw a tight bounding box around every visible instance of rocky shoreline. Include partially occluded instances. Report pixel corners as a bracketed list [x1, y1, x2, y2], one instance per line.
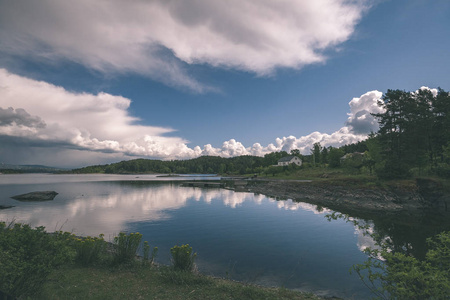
[243, 179, 450, 218]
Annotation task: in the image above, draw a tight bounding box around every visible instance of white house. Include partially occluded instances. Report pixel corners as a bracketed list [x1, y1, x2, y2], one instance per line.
[277, 156, 302, 166]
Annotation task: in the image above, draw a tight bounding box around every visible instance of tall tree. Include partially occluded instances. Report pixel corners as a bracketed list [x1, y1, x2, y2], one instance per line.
[310, 142, 323, 166]
[373, 88, 450, 178]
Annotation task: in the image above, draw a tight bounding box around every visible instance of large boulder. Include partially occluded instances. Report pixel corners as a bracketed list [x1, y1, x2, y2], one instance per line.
[11, 191, 58, 201]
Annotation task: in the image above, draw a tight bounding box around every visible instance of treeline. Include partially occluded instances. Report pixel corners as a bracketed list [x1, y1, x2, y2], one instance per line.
[73, 155, 264, 175]
[371, 88, 450, 178]
[71, 147, 363, 176]
[301, 88, 450, 179]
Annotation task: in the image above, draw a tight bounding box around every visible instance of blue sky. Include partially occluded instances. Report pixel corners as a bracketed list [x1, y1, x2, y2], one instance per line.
[0, 0, 449, 168]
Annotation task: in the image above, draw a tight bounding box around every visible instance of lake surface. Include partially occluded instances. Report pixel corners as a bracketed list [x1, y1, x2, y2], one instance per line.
[0, 174, 385, 299]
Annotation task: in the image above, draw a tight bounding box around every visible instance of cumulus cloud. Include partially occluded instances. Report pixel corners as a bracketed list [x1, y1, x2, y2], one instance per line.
[418, 86, 438, 97]
[0, 0, 368, 91]
[0, 107, 46, 128]
[0, 69, 390, 166]
[199, 89, 384, 156]
[0, 68, 199, 162]
[346, 90, 384, 134]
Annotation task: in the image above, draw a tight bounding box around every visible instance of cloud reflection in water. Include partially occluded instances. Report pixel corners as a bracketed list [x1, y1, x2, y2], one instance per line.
[1, 183, 372, 256]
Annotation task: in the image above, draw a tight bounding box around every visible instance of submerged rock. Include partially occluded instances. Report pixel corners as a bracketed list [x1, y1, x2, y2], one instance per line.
[0, 205, 14, 209]
[11, 191, 58, 201]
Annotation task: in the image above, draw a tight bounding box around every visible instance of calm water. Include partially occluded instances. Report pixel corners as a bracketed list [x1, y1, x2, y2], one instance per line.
[0, 174, 379, 299]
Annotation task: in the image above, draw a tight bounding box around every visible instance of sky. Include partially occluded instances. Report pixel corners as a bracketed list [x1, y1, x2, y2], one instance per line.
[0, 0, 449, 168]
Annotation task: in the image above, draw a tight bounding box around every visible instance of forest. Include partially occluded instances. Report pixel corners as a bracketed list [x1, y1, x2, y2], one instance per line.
[72, 88, 450, 180]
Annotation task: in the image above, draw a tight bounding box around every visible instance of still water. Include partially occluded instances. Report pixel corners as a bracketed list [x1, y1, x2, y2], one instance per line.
[0, 174, 377, 299]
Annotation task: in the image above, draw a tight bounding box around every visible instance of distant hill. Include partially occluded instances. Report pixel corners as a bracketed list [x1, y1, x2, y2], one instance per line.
[0, 163, 67, 173]
[71, 155, 273, 175]
[70, 152, 305, 175]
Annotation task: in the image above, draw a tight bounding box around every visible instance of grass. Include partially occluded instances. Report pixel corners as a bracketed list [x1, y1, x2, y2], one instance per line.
[254, 165, 450, 192]
[40, 264, 324, 300]
[253, 166, 382, 188]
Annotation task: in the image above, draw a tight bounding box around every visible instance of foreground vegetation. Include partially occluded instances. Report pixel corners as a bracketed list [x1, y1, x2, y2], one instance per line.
[325, 213, 450, 299]
[2, 221, 449, 299]
[0, 221, 321, 299]
[354, 231, 450, 299]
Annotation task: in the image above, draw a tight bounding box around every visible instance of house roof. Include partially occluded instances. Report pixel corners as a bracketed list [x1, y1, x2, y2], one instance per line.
[278, 155, 299, 162]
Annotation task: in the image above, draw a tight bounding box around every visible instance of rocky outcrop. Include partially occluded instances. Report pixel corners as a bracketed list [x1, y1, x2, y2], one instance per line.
[244, 180, 446, 217]
[416, 178, 450, 211]
[11, 191, 58, 201]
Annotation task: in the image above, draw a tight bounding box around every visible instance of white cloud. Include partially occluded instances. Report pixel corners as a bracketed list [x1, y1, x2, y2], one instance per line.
[0, 0, 369, 91]
[0, 68, 200, 164]
[0, 69, 390, 166]
[197, 89, 384, 156]
[418, 86, 438, 97]
[346, 90, 384, 134]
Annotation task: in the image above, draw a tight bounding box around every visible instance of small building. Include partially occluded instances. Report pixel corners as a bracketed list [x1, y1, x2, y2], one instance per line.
[277, 156, 302, 167]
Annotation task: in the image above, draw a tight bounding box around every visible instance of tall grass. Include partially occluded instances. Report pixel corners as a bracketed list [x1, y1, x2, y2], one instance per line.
[170, 244, 197, 272]
[112, 232, 143, 264]
[74, 234, 106, 266]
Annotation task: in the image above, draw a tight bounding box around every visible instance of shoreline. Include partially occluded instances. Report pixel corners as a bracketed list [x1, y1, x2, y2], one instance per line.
[242, 178, 450, 218]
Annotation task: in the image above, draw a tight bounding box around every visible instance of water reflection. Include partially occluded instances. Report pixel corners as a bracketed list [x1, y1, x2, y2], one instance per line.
[0, 178, 378, 299]
[1, 182, 330, 237]
[326, 209, 450, 261]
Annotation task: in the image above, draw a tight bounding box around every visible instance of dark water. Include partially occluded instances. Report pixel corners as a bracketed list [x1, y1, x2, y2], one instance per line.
[2, 174, 446, 299]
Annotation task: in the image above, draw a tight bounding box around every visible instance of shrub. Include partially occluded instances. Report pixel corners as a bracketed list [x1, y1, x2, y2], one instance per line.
[0, 222, 73, 298]
[143, 241, 158, 265]
[112, 232, 143, 264]
[170, 244, 197, 272]
[352, 231, 450, 299]
[74, 234, 106, 266]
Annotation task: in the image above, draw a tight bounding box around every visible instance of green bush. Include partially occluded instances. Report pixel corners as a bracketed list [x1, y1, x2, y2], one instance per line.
[0, 222, 73, 298]
[170, 244, 197, 272]
[353, 231, 450, 299]
[74, 234, 106, 266]
[435, 164, 450, 178]
[112, 232, 143, 264]
[143, 241, 158, 265]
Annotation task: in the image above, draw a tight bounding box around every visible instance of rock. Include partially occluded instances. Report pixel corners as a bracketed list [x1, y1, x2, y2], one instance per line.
[11, 191, 58, 201]
[0, 205, 14, 209]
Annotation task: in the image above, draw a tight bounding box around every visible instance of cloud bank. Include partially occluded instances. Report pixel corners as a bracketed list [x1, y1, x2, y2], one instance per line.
[0, 0, 368, 91]
[1, 69, 386, 167]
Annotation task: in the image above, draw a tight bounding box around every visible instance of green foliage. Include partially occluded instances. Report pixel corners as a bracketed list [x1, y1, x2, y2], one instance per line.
[435, 142, 450, 178]
[290, 149, 301, 156]
[310, 142, 323, 166]
[112, 232, 143, 264]
[74, 234, 107, 266]
[373, 88, 450, 179]
[170, 244, 197, 272]
[72, 155, 269, 175]
[143, 241, 158, 265]
[341, 152, 364, 174]
[266, 165, 283, 176]
[320, 147, 329, 164]
[352, 231, 450, 299]
[328, 147, 344, 168]
[0, 222, 74, 298]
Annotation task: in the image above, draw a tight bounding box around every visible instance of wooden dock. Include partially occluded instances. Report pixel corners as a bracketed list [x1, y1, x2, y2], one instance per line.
[182, 182, 225, 188]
